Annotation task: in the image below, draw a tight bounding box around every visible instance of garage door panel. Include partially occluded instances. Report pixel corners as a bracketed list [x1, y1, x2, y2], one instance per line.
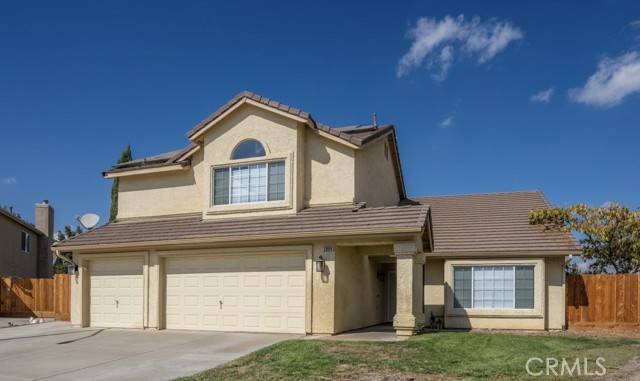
[90, 258, 144, 329]
[166, 253, 305, 333]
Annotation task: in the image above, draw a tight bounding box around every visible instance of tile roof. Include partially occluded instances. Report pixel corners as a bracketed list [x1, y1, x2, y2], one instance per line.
[187, 91, 315, 139]
[53, 204, 429, 249]
[106, 143, 198, 173]
[106, 91, 396, 174]
[411, 191, 580, 254]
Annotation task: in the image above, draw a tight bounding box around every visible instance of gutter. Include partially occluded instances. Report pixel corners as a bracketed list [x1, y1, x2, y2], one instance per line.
[51, 226, 425, 252]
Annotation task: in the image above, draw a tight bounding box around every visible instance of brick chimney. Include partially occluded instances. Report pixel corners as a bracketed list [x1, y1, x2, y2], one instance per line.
[35, 200, 54, 277]
[35, 200, 54, 238]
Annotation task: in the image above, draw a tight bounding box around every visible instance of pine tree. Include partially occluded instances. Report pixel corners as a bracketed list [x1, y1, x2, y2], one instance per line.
[110, 145, 133, 221]
[75, 226, 83, 235]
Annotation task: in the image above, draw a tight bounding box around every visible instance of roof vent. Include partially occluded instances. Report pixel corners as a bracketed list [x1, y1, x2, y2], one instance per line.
[372, 113, 378, 128]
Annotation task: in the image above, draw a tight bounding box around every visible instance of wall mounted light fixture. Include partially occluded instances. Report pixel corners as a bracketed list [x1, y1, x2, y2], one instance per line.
[315, 255, 326, 272]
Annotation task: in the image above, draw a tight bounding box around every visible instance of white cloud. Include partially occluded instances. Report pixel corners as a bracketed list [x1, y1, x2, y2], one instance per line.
[530, 87, 554, 103]
[1, 177, 16, 185]
[397, 15, 523, 79]
[630, 20, 640, 28]
[440, 116, 454, 128]
[569, 51, 640, 107]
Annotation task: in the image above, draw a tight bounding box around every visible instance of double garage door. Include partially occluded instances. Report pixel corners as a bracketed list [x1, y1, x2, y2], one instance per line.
[89, 253, 305, 334]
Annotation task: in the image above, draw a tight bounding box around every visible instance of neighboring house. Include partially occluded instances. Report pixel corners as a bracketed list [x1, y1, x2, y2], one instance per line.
[0, 201, 54, 278]
[53, 92, 579, 336]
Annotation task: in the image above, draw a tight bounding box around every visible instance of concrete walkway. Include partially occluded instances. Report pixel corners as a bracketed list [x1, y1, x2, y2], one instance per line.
[306, 324, 405, 342]
[0, 321, 295, 381]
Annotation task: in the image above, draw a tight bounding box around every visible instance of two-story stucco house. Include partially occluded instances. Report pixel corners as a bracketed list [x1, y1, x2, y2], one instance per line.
[1, 201, 54, 278]
[53, 92, 579, 336]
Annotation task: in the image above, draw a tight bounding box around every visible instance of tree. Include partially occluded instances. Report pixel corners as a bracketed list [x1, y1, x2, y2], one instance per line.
[75, 225, 83, 236]
[63, 225, 75, 239]
[110, 145, 133, 221]
[529, 203, 640, 273]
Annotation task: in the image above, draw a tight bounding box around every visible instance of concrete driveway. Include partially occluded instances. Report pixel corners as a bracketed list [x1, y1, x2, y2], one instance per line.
[0, 321, 296, 381]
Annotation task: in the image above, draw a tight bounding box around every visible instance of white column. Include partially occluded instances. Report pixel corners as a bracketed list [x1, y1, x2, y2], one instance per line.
[393, 241, 425, 336]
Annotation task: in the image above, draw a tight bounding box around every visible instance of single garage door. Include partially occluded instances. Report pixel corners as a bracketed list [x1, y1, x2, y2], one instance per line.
[90, 258, 144, 328]
[166, 253, 306, 333]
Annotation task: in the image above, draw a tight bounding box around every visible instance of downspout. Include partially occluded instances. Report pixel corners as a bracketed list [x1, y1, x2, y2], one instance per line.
[53, 249, 78, 274]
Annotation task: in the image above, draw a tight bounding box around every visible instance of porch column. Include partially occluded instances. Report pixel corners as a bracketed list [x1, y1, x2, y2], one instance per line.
[393, 241, 425, 336]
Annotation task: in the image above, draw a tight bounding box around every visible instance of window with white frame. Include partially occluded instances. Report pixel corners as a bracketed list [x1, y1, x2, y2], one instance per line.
[20, 231, 30, 253]
[453, 265, 534, 309]
[213, 161, 285, 205]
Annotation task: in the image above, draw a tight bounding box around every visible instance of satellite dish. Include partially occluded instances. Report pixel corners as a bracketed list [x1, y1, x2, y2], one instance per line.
[77, 213, 100, 230]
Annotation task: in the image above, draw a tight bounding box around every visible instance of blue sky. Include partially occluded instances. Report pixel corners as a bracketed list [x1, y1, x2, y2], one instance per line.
[1, 1, 639, 233]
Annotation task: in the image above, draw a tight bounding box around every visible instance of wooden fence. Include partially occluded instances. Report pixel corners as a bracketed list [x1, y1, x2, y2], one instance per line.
[566, 274, 640, 329]
[0, 274, 70, 321]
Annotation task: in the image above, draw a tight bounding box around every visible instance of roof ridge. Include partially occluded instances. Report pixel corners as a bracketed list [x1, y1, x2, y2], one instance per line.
[413, 190, 543, 199]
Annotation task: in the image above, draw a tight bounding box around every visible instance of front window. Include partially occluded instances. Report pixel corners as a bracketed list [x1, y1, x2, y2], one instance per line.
[213, 160, 285, 205]
[20, 231, 30, 253]
[453, 265, 534, 309]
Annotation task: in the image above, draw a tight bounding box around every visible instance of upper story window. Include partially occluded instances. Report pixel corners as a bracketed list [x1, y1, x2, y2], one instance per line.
[213, 139, 284, 206]
[213, 161, 285, 205]
[20, 231, 30, 253]
[231, 139, 266, 160]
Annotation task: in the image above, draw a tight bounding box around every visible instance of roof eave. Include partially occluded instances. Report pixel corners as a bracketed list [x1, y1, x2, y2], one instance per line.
[427, 249, 582, 258]
[103, 162, 190, 178]
[52, 226, 425, 252]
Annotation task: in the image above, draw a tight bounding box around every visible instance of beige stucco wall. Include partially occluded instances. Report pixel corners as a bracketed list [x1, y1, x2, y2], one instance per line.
[311, 244, 336, 334]
[201, 104, 304, 218]
[117, 150, 204, 219]
[354, 136, 400, 207]
[71, 242, 398, 335]
[424, 258, 445, 321]
[545, 256, 566, 330]
[114, 103, 405, 219]
[0, 215, 39, 277]
[430, 256, 566, 330]
[304, 130, 356, 206]
[333, 246, 386, 333]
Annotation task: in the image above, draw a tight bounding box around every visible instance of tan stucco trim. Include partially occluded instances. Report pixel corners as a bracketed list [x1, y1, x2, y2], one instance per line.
[103, 163, 190, 179]
[55, 228, 423, 252]
[429, 250, 577, 258]
[189, 98, 309, 141]
[444, 258, 545, 319]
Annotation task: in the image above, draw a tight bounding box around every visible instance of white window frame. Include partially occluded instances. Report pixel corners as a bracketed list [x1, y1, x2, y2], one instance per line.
[454, 265, 534, 310]
[20, 231, 30, 253]
[212, 159, 286, 206]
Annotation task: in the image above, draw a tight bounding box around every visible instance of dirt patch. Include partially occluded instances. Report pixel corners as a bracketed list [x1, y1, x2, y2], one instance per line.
[604, 356, 640, 380]
[320, 343, 413, 362]
[331, 368, 461, 381]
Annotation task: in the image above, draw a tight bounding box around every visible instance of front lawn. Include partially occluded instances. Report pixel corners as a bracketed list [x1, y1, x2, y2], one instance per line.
[177, 332, 639, 380]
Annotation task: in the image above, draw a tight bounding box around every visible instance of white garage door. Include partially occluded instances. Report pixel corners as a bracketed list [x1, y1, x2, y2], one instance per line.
[90, 258, 144, 328]
[165, 253, 306, 333]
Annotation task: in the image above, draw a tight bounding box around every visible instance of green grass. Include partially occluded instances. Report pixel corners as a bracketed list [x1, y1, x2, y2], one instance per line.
[176, 332, 639, 381]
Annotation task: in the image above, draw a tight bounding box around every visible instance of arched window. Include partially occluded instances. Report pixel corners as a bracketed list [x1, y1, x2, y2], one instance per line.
[231, 139, 266, 160]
